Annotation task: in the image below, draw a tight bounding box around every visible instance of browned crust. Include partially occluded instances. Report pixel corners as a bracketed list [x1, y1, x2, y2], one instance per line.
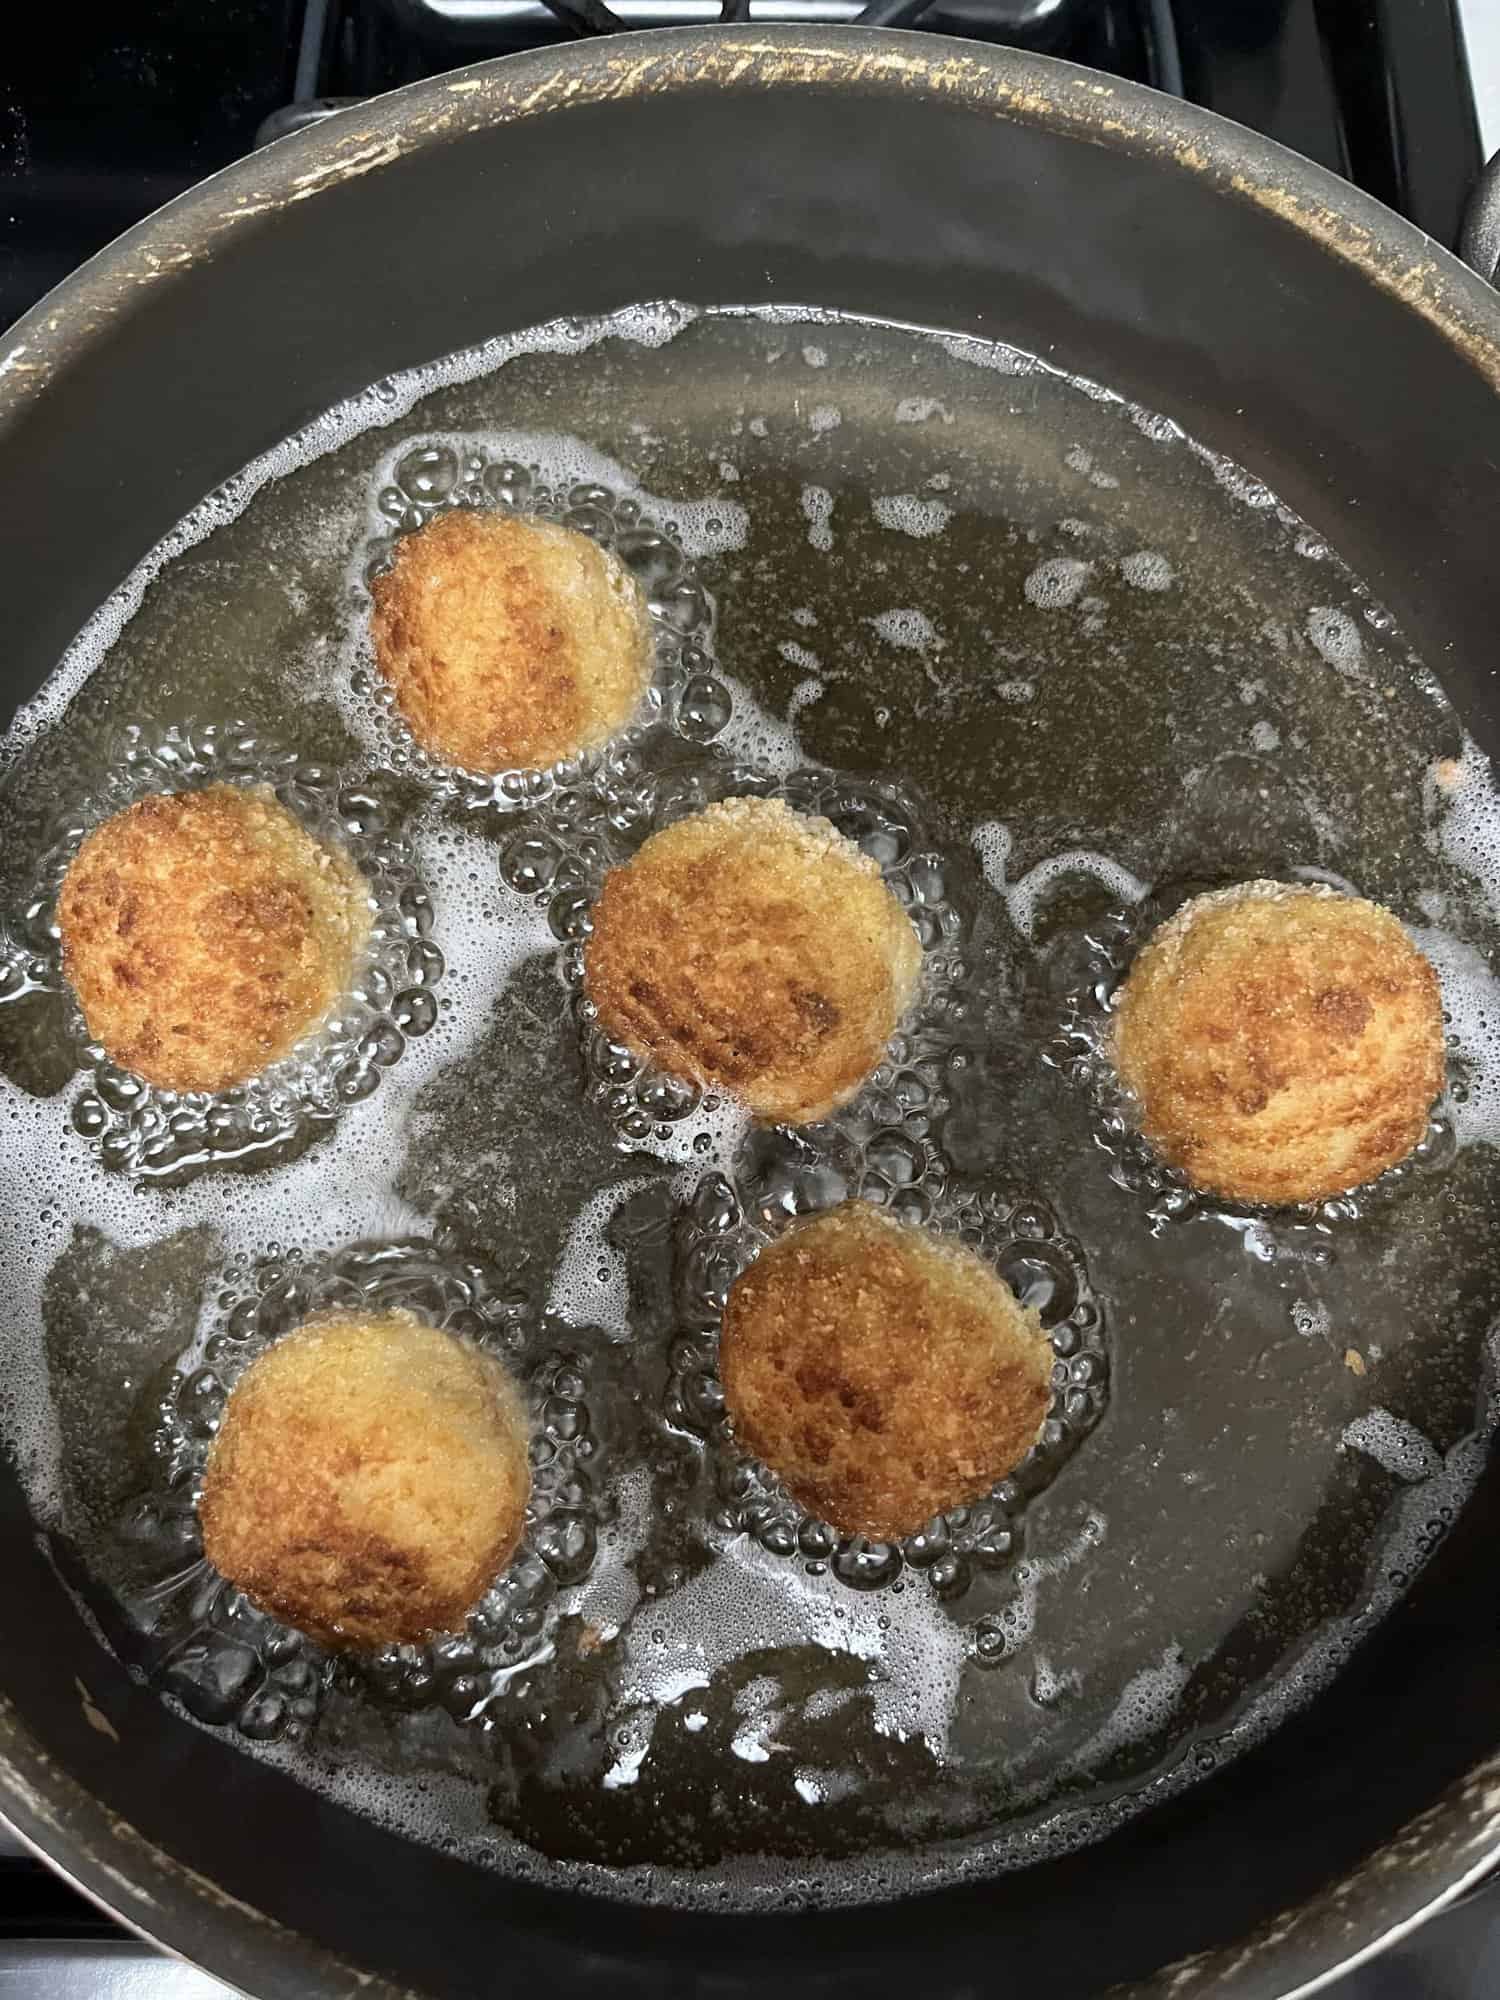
[1114, 880, 1445, 1206]
[199, 1310, 531, 1650]
[368, 508, 653, 773]
[583, 796, 922, 1126]
[56, 784, 369, 1094]
[720, 1202, 1053, 1541]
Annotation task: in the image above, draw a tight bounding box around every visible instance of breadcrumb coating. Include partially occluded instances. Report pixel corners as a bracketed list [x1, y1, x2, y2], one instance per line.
[1114, 880, 1444, 1205]
[370, 508, 653, 772]
[584, 796, 922, 1125]
[57, 784, 369, 1094]
[721, 1202, 1052, 1542]
[199, 1310, 531, 1649]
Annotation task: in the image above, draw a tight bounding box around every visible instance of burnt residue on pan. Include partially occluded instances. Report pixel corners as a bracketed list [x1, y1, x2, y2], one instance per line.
[0, 302, 1496, 1910]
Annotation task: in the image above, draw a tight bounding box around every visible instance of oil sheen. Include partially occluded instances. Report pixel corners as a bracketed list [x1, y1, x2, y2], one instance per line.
[0, 302, 1496, 1911]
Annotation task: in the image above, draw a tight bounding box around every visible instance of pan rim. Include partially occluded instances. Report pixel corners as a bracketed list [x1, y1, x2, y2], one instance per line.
[2, 26, 1500, 432]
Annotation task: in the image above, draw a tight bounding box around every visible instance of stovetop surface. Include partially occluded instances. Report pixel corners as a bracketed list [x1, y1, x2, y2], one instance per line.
[0, 1, 1494, 1992]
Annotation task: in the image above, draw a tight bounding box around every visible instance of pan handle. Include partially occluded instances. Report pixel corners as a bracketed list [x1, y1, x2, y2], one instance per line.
[1459, 150, 1500, 286]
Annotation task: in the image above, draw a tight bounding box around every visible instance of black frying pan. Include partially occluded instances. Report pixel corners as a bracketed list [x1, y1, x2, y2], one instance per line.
[1, 30, 1499, 2000]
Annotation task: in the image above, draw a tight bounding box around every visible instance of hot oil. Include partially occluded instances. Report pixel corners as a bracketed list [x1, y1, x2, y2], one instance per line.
[0, 304, 1497, 1908]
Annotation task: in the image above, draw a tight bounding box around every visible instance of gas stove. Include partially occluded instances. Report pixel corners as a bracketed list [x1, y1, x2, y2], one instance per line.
[0, 2, 1496, 1993]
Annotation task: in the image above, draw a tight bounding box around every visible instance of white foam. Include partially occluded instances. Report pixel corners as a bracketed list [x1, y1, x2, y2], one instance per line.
[1119, 552, 1175, 593]
[868, 608, 940, 652]
[936, 332, 1037, 378]
[786, 677, 825, 724]
[1428, 739, 1500, 925]
[1132, 409, 1184, 444]
[1192, 443, 1277, 510]
[597, 1534, 971, 1797]
[871, 493, 951, 540]
[413, 823, 559, 1058]
[1028, 1658, 1077, 1708]
[1063, 447, 1119, 491]
[894, 397, 953, 425]
[1415, 744, 1500, 1146]
[801, 345, 828, 369]
[601, 1714, 655, 1790]
[808, 406, 842, 435]
[1290, 1298, 1331, 1343]
[1411, 925, 1500, 1148]
[1250, 719, 1281, 753]
[545, 1174, 659, 1334]
[970, 824, 1014, 897]
[730, 1676, 786, 1764]
[615, 1090, 754, 1179]
[560, 1464, 652, 1642]
[800, 485, 834, 553]
[1024, 558, 1092, 610]
[980, 1511, 1107, 1658]
[1305, 606, 1365, 678]
[1068, 1645, 1191, 1773]
[972, 823, 1148, 939]
[366, 429, 747, 560]
[701, 666, 807, 785]
[1342, 1409, 1443, 1484]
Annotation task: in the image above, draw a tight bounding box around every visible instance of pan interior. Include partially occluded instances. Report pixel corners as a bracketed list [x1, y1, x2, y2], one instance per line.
[0, 303, 1496, 1910]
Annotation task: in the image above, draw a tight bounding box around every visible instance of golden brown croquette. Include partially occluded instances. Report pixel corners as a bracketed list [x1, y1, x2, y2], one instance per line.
[369, 508, 653, 773]
[57, 784, 369, 1094]
[720, 1202, 1053, 1542]
[583, 796, 922, 1126]
[199, 1310, 531, 1650]
[1114, 880, 1445, 1205]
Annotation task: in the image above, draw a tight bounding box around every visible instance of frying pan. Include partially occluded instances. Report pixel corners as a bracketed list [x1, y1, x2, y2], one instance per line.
[2, 27, 1500, 1999]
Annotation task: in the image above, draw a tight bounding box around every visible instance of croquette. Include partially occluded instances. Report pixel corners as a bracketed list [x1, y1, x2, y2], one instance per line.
[57, 784, 369, 1094]
[720, 1202, 1053, 1542]
[1114, 880, 1444, 1205]
[583, 796, 922, 1125]
[369, 508, 654, 772]
[199, 1310, 531, 1649]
